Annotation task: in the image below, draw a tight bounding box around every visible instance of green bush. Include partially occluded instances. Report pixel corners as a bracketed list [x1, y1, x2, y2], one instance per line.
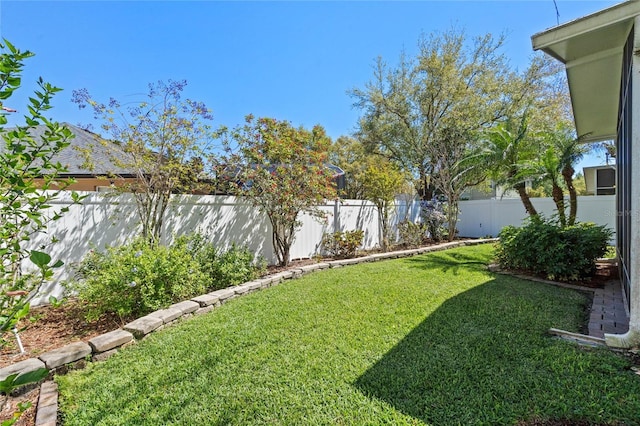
[180, 234, 266, 290]
[321, 230, 364, 259]
[72, 235, 266, 321]
[495, 217, 612, 281]
[72, 238, 207, 322]
[398, 220, 428, 247]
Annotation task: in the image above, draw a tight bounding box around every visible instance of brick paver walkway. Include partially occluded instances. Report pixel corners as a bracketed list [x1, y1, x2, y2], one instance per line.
[588, 280, 629, 339]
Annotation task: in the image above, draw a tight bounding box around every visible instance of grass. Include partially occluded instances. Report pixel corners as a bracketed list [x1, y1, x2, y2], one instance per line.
[57, 245, 640, 425]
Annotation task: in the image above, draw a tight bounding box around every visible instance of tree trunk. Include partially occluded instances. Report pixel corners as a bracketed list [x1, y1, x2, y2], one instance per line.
[562, 165, 578, 226]
[417, 169, 434, 201]
[379, 203, 389, 251]
[447, 200, 458, 242]
[551, 181, 566, 228]
[514, 182, 538, 217]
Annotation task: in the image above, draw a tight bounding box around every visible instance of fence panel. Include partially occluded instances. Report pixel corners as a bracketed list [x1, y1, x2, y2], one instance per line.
[457, 196, 616, 239]
[23, 192, 616, 303]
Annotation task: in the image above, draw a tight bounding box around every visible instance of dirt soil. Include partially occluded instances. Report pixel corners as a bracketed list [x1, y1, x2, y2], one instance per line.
[0, 304, 128, 426]
[1, 303, 128, 368]
[0, 386, 38, 426]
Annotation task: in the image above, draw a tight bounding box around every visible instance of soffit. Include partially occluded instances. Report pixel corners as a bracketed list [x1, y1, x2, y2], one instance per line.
[532, 1, 640, 142]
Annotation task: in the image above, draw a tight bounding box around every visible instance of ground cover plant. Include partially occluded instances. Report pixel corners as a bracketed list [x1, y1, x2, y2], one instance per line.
[57, 245, 640, 425]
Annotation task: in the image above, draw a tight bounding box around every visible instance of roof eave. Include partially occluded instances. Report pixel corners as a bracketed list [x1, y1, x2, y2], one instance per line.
[531, 1, 640, 143]
[532, 1, 640, 54]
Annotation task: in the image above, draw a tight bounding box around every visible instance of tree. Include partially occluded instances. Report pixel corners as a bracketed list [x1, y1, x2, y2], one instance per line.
[223, 116, 336, 266]
[542, 123, 588, 226]
[361, 159, 406, 250]
[351, 29, 519, 200]
[328, 136, 368, 199]
[572, 172, 588, 197]
[72, 80, 216, 245]
[428, 126, 486, 241]
[538, 144, 567, 226]
[0, 40, 80, 347]
[484, 115, 540, 217]
[481, 52, 572, 218]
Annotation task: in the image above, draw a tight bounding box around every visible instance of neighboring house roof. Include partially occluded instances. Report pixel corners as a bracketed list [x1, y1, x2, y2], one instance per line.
[1, 123, 135, 177]
[531, 0, 640, 143]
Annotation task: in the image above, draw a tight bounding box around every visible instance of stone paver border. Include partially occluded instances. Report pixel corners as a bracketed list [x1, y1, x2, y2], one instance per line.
[0, 238, 497, 424]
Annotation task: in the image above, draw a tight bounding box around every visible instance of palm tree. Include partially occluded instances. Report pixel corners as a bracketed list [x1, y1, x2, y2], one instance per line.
[484, 115, 539, 217]
[547, 124, 588, 226]
[537, 145, 567, 227]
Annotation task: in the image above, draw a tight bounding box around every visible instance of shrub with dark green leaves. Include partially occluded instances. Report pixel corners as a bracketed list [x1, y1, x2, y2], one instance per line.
[495, 217, 612, 281]
[72, 235, 267, 321]
[177, 234, 266, 291]
[321, 230, 365, 259]
[72, 238, 207, 322]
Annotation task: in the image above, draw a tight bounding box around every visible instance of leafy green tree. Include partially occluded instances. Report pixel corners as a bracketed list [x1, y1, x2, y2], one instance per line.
[0, 40, 80, 346]
[72, 80, 216, 245]
[361, 160, 406, 251]
[572, 172, 588, 196]
[223, 116, 336, 266]
[328, 136, 369, 199]
[429, 126, 486, 241]
[351, 28, 521, 200]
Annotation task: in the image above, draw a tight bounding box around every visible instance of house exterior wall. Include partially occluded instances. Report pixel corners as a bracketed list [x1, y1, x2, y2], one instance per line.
[607, 17, 640, 347]
[617, 25, 633, 313]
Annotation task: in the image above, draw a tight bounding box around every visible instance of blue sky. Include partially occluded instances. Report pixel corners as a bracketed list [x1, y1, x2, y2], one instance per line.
[0, 0, 620, 170]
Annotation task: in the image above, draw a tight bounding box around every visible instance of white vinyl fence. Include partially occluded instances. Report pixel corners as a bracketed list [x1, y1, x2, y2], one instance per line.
[456, 195, 616, 239]
[25, 192, 616, 303]
[28, 193, 383, 302]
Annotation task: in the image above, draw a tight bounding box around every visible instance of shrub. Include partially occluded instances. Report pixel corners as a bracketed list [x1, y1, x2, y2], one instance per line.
[179, 234, 266, 290]
[72, 235, 267, 321]
[420, 200, 448, 242]
[398, 220, 428, 247]
[495, 217, 612, 281]
[321, 230, 365, 259]
[72, 238, 207, 322]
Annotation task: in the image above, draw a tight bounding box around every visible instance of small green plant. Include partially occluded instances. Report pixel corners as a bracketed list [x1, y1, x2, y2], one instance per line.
[398, 220, 428, 247]
[603, 245, 616, 259]
[496, 217, 612, 280]
[321, 230, 364, 259]
[71, 238, 207, 322]
[1, 401, 33, 426]
[0, 368, 49, 396]
[48, 295, 65, 308]
[178, 234, 266, 290]
[0, 367, 47, 426]
[0, 40, 82, 348]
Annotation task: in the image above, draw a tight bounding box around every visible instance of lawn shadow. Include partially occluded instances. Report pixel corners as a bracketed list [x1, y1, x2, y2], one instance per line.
[353, 276, 632, 425]
[404, 249, 490, 275]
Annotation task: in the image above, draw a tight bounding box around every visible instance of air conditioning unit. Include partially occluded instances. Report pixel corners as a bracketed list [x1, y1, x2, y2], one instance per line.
[583, 165, 616, 196]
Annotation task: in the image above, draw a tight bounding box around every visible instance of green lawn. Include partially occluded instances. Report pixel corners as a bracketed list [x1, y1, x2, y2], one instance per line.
[57, 245, 640, 425]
